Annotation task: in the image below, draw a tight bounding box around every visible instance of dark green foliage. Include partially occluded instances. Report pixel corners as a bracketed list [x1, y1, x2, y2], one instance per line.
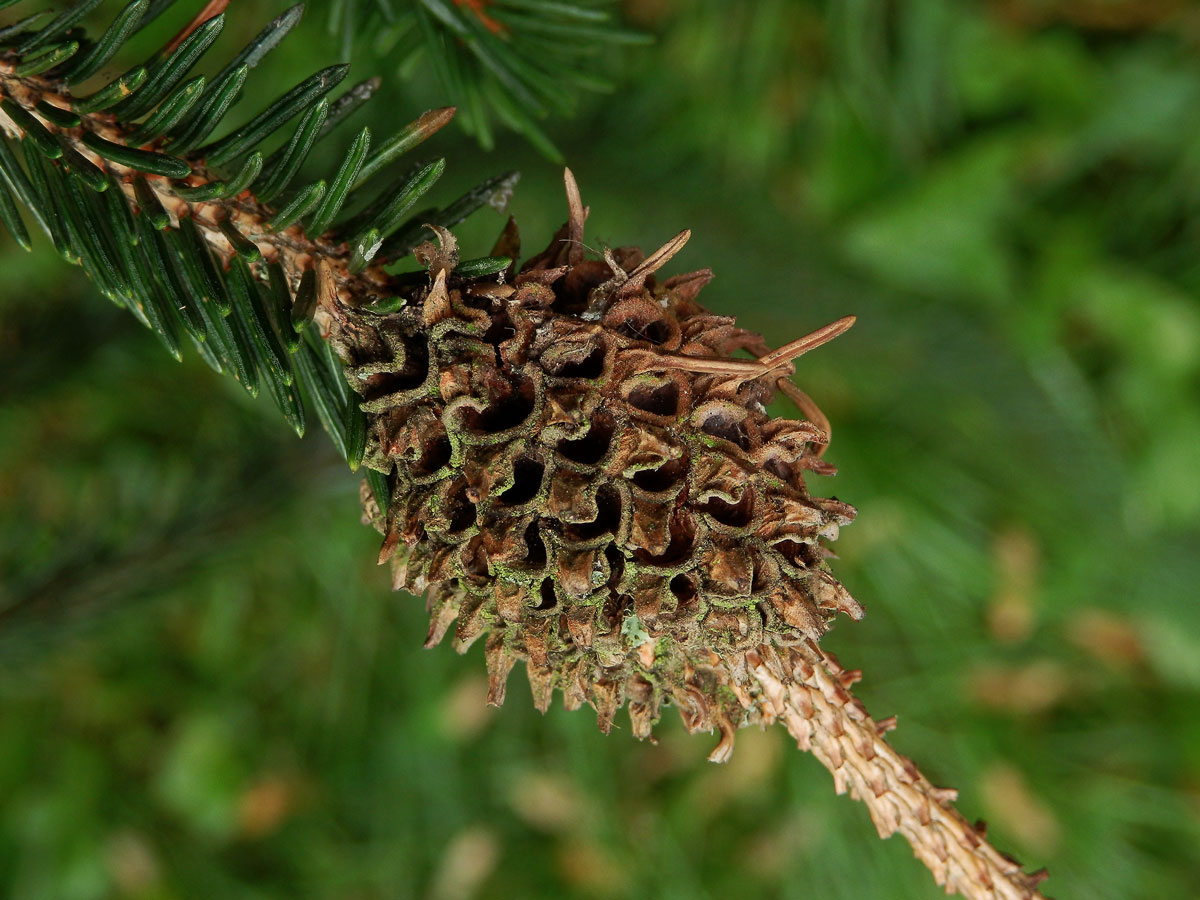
[329, 0, 649, 158]
[61, 0, 148, 83]
[80, 130, 190, 177]
[111, 13, 224, 119]
[164, 63, 246, 152]
[266, 259, 299, 352]
[19, 140, 70, 258]
[228, 254, 290, 386]
[305, 123, 369, 236]
[13, 0, 98, 54]
[174, 148, 262, 200]
[199, 63, 349, 167]
[97, 171, 181, 357]
[1, 97, 58, 156]
[58, 140, 107, 190]
[290, 266, 317, 332]
[267, 178, 325, 231]
[349, 157, 444, 267]
[256, 98, 327, 202]
[130, 175, 166, 228]
[124, 72, 203, 144]
[0, 164, 28, 249]
[0, 0, 505, 463]
[385, 168, 518, 260]
[317, 74, 378, 140]
[218, 217, 261, 261]
[455, 254, 512, 279]
[33, 98, 78, 128]
[59, 175, 116, 291]
[12, 39, 77, 75]
[174, 216, 230, 314]
[161, 14, 299, 150]
[292, 331, 353, 463]
[135, 213, 203, 339]
[201, 2, 303, 96]
[71, 65, 146, 112]
[112, 221, 182, 358]
[0, 135, 45, 233]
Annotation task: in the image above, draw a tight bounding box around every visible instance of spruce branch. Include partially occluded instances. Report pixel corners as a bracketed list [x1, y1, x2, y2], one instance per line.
[0, 0, 515, 457]
[2, 4, 1052, 897]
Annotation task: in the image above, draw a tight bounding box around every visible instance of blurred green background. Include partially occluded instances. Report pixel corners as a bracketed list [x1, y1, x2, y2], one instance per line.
[3, 1, 1200, 897]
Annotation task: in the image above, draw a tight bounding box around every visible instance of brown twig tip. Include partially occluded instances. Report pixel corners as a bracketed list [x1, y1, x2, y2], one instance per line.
[453, 0, 507, 36]
[165, 0, 230, 54]
[418, 106, 458, 138]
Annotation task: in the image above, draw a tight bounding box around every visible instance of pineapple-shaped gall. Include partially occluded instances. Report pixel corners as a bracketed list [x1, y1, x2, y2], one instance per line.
[323, 171, 860, 745]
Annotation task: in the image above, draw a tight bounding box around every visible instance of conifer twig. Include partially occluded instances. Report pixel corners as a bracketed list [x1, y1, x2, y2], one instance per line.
[737, 642, 1050, 900]
[1, 1, 509, 454]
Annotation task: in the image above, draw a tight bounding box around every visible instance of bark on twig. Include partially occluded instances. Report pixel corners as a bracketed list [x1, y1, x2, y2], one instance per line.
[739, 642, 1050, 900]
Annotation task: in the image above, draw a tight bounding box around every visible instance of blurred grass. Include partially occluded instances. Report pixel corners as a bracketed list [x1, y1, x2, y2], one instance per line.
[2, 0, 1199, 898]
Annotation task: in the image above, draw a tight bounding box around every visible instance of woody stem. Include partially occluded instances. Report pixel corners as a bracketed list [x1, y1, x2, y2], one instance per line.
[737, 642, 1050, 900]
